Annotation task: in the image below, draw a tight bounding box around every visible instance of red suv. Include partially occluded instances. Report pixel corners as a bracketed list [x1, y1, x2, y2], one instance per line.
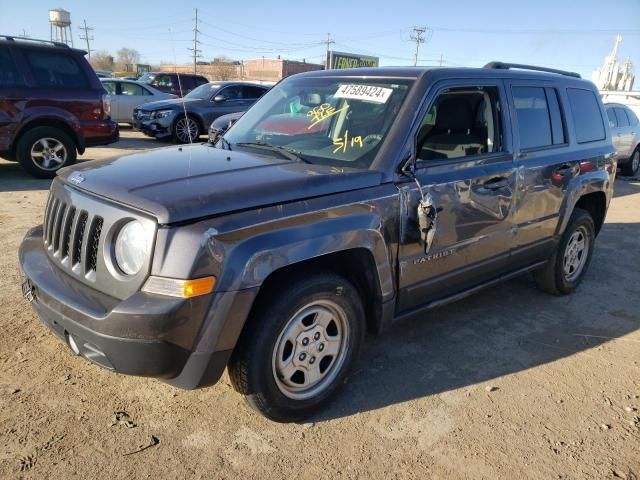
[0, 36, 118, 178]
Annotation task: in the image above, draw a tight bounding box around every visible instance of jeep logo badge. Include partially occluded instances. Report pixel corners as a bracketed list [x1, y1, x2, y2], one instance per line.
[69, 173, 85, 185]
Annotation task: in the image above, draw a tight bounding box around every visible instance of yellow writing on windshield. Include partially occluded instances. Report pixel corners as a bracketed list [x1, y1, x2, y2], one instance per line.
[333, 130, 363, 154]
[307, 103, 349, 129]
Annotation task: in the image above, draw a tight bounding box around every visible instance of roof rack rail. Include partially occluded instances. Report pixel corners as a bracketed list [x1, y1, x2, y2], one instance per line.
[1, 35, 69, 48]
[483, 61, 581, 79]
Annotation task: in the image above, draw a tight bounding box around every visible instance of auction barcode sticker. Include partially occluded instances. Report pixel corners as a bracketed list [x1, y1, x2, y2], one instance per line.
[334, 84, 393, 104]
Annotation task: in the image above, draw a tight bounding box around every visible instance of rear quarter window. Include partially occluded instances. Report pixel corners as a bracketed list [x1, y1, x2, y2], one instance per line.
[567, 88, 605, 143]
[25, 50, 89, 88]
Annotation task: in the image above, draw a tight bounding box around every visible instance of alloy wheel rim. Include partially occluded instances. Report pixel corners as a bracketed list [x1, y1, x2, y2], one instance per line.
[272, 299, 349, 400]
[30, 138, 67, 170]
[563, 225, 590, 282]
[176, 118, 198, 142]
[632, 151, 639, 173]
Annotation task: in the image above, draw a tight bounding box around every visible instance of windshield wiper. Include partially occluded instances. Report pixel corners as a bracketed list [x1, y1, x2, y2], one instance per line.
[235, 142, 311, 164]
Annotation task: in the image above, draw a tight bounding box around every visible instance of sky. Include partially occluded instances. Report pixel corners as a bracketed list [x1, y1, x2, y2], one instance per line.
[1, 0, 639, 80]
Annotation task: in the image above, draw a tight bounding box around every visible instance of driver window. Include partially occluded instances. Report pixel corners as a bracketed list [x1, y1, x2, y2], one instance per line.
[417, 85, 503, 162]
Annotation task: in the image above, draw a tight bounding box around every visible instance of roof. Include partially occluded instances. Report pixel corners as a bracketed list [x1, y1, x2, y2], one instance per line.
[294, 65, 594, 86]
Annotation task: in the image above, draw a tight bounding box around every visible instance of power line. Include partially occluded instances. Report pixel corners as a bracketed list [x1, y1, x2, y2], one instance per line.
[79, 20, 94, 58]
[410, 26, 429, 67]
[324, 33, 335, 67]
[187, 8, 202, 73]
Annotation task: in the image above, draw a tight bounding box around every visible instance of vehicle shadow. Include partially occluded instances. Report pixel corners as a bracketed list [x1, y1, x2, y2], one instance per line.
[614, 176, 640, 198]
[0, 161, 52, 192]
[316, 220, 640, 422]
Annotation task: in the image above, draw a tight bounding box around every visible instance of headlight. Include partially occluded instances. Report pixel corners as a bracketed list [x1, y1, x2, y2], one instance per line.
[114, 220, 149, 275]
[151, 109, 173, 119]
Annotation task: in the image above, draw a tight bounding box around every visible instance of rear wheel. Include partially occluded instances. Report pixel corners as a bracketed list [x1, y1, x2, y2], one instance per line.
[173, 116, 200, 144]
[228, 273, 365, 422]
[16, 126, 77, 178]
[534, 208, 595, 295]
[621, 148, 639, 177]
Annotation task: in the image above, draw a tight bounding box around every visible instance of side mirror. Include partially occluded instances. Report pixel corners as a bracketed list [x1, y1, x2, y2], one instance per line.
[213, 95, 226, 103]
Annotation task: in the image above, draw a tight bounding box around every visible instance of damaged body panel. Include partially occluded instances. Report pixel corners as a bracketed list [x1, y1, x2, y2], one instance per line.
[19, 66, 615, 418]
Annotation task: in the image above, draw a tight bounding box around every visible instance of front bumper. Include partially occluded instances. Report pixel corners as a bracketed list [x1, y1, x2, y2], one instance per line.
[132, 114, 174, 139]
[18, 226, 255, 389]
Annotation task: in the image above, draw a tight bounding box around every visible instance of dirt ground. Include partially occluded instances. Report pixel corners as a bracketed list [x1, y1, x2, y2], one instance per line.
[0, 129, 638, 479]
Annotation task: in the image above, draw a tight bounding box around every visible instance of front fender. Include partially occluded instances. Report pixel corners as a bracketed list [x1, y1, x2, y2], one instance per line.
[555, 168, 613, 237]
[216, 212, 395, 301]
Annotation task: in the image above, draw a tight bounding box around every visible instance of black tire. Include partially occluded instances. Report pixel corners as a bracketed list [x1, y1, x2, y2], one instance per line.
[621, 148, 639, 177]
[534, 208, 595, 295]
[228, 272, 365, 423]
[16, 126, 77, 179]
[173, 115, 200, 144]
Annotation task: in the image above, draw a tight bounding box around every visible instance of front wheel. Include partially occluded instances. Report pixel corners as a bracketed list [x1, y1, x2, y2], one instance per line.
[228, 273, 365, 422]
[173, 115, 200, 144]
[534, 208, 595, 295]
[621, 148, 639, 177]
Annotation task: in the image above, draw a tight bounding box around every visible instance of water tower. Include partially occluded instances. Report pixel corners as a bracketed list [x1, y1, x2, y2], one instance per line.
[49, 8, 73, 46]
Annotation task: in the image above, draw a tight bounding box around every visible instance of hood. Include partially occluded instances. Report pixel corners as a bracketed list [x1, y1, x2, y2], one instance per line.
[58, 144, 383, 224]
[138, 97, 203, 111]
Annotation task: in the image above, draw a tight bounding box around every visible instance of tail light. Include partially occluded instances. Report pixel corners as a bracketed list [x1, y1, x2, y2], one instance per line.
[102, 94, 111, 118]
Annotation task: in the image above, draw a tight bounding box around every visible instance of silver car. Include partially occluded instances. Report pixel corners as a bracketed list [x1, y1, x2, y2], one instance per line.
[100, 79, 177, 124]
[605, 103, 640, 176]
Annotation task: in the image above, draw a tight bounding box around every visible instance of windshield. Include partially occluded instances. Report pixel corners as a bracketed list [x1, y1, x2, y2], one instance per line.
[137, 73, 155, 84]
[222, 77, 414, 169]
[185, 83, 221, 100]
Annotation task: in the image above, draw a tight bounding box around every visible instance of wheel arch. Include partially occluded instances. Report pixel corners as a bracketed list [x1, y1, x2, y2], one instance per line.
[556, 172, 611, 238]
[13, 118, 82, 155]
[245, 248, 386, 338]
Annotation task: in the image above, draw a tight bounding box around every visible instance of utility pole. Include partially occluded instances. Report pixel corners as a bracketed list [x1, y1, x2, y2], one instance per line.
[324, 33, 335, 69]
[410, 27, 427, 67]
[187, 8, 202, 73]
[79, 19, 93, 58]
[21, 29, 30, 38]
[438, 53, 444, 66]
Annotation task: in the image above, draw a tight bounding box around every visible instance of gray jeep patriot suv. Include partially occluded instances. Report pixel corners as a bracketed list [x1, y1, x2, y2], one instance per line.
[19, 63, 616, 422]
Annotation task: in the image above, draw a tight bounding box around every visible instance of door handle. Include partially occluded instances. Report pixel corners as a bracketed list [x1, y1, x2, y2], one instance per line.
[481, 177, 509, 190]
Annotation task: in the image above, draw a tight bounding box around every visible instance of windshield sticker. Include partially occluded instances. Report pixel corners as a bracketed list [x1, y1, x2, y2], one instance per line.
[333, 130, 363, 154]
[307, 103, 349, 129]
[334, 84, 393, 104]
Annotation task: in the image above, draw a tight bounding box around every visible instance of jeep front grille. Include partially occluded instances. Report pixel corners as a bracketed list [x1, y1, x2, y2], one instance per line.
[41, 179, 156, 299]
[44, 194, 102, 275]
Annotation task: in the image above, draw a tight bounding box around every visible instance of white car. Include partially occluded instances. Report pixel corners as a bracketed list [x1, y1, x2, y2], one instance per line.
[100, 79, 177, 124]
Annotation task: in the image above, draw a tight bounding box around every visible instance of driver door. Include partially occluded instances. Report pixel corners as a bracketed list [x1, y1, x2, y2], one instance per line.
[396, 80, 516, 312]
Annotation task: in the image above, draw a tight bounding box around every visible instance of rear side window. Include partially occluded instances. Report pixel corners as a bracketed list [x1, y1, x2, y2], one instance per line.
[195, 76, 208, 86]
[155, 74, 173, 87]
[0, 47, 23, 86]
[121, 82, 148, 96]
[627, 108, 639, 126]
[567, 88, 605, 143]
[614, 108, 630, 127]
[243, 86, 267, 99]
[606, 108, 617, 127]
[513, 86, 553, 149]
[25, 50, 89, 88]
[178, 75, 195, 90]
[101, 81, 116, 95]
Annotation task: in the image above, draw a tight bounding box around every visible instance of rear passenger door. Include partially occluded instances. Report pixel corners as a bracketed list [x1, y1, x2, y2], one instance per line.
[396, 80, 517, 311]
[613, 107, 634, 158]
[242, 85, 267, 107]
[507, 82, 607, 269]
[0, 45, 28, 152]
[506, 81, 576, 267]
